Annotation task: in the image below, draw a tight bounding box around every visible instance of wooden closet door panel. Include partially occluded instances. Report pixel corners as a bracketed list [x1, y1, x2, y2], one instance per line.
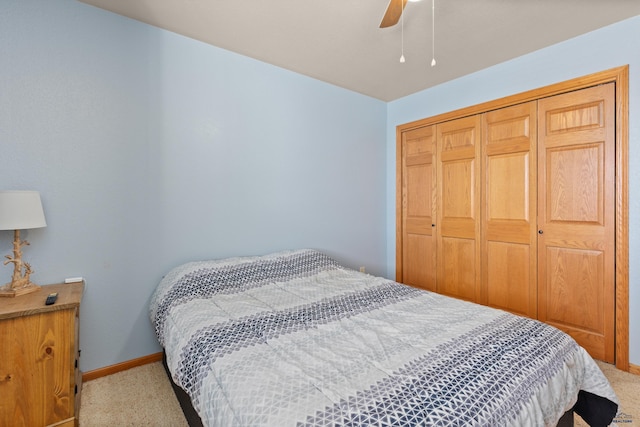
[439, 236, 477, 299]
[437, 116, 481, 302]
[482, 102, 537, 317]
[400, 125, 437, 290]
[486, 241, 532, 314]
[538, 83, 615, 362]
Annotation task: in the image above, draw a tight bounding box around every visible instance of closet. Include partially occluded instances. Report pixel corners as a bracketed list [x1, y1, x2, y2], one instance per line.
[396, 68, 628, 367]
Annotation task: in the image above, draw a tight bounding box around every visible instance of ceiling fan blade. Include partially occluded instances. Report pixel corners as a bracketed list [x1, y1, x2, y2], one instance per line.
[380, 0, 408, 28]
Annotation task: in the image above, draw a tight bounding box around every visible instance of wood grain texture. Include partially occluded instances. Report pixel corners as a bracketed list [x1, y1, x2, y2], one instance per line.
[379, 0, 408, 28]
[399, 126, 437, 291]
[482, 102, 537, 317]
[0, 282, 84, 320]
[537, 84, 616, 363]
[437, 115, 482, 302]
[614, 66, 630, 372]
[0, 282, 83, 427]
[48, 418, 75, 427]
[395, 66, 629, 371]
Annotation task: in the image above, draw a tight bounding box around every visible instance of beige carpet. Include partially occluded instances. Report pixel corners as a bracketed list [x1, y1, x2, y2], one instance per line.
[80, 360, 638, 426]
[79, 362, 188, 426]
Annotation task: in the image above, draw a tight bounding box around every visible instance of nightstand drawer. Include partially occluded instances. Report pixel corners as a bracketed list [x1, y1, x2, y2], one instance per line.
[0, 282, 83, 427]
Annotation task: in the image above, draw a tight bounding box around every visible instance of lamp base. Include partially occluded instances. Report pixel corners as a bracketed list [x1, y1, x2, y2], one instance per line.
[0, 280, 40, 297]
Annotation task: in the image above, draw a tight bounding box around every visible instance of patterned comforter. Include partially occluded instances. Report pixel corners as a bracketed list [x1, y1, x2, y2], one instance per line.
[150, 249, 618, 426]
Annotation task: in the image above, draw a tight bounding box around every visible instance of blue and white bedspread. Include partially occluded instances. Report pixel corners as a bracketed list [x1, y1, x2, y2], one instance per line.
[150, 249, 618, 427]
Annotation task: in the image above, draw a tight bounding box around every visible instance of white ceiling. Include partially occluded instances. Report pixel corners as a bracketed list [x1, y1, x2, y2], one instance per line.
[78, 0, 640, 102]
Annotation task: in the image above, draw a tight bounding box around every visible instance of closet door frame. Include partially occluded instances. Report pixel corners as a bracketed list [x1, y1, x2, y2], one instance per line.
[395, 65, 629, 372]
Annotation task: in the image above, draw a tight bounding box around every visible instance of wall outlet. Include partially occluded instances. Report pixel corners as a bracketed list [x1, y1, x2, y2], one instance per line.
[65, 277, 86, 292]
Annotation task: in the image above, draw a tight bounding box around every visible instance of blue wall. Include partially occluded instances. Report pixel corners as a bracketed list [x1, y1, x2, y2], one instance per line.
[1, 0, 387, 371]
[387, 15, 640, 365]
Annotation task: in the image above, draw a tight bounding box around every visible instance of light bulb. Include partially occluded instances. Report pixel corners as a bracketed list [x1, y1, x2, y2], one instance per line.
[400, 54, 406, 63]
[431, 58, 436, 67]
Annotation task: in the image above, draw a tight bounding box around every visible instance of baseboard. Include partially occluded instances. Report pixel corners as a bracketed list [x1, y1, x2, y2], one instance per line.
[629, 363, 640, 376]
[82, 352, 163, 382]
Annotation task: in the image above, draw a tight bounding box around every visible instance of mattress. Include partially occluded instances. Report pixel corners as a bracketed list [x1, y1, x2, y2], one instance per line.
[150, 249, 618, 426]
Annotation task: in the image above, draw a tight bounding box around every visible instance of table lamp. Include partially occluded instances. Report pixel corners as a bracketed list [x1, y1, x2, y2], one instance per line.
[0, 191, 47, 297]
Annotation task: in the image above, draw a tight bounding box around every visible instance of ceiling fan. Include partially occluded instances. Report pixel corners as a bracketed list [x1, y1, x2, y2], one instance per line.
[380, 0, 409, 28]
[381, 0, 437, 66]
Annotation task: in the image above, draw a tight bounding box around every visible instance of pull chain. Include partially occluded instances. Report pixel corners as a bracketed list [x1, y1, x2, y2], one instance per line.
[400, 2, 406, 63]
[431, 0, 436, 66]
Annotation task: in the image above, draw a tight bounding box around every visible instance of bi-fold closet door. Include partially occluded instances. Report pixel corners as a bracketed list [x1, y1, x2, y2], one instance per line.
[536, 84, 615, 363]
[403, 104, 537, 316]
[482, 102, 538, 319]
[398, 83, 615, 362]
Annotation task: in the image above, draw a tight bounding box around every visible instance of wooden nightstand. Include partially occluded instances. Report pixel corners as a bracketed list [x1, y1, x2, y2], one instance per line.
[0, 281, 84, 427]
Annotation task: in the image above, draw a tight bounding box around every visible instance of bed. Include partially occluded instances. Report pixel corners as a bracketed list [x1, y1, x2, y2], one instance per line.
[149, 249, 619, 426]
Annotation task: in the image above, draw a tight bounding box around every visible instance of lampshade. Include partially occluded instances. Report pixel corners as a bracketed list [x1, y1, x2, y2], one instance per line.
[0, 191, 47, 231]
